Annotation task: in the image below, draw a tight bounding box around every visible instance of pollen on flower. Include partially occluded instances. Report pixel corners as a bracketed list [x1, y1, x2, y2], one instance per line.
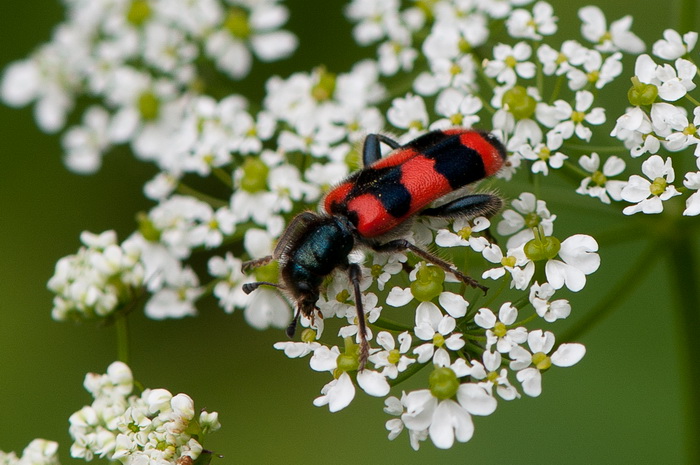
[532, 352, 552, 370]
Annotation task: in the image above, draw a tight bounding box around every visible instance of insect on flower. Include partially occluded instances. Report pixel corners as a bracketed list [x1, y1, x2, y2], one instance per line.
[243, 128, 507, 369]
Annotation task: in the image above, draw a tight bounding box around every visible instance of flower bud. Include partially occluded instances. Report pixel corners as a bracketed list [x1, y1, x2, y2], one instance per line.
[429, 367, 459, 400]
[503, 85, 536, 120]
[410, 265, 445, 302]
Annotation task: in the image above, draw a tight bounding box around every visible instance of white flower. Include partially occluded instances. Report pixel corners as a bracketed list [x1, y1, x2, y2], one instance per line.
[474, 0, 534, 19]
[538, 40, 586, 76]
[649, 102, 687, 138]
[345, 0, 401, 45]
[506, 2, 557, 40]
[683, 171, 700, 216]
[576, 153, 627, 204]
[496, 192, 556, 249]
[426, 399, 474, 449]
[430, 88, 482, 130]
[476, 351, 520, 400]
[145, 266, 202, 319]
[337, 291, 382, 344]
[484, 42, 536, 87]
[414, 55, 477, 96]
[517, 131, 568, 175]
[529, 282, 571, 322]
[2, 439, 61, 465]
[545, 234, 600, 292]
[634, 54, 697, 102]
[400, 390, 474, 450]
[268, 163, 320, 210]
[566, 50, 622, 90]
[369, 252, 405, 291]
[610, 106, 660, 157]
[377, 27, 418, 76]
[435, 216, 491, 252]
[311, 345, 389, 411]
[48, 230, 144, 322]
[274, 340, 322, 358]
[621, 155, 681, 214]
[387, 93, 429, 131]
[481, 243, 535, 291]
[395, 359, 497, 450]
[142, 22, 197, 79]
[368, 331, 415, 379]
[313, 372, 357, 413]
[664, 106, 700, 154]
[474, 302, 528, 353]
[538, 91, 605, 141]
[61, 106, 112, 173]
[422, 13, 487, 60]
[652, 29, 698, 60]
[578, 5, 644, 53]
[509, 330, 586, 396]
[244, 287, 291, 330]
[208, 253, 252, 313]
[189, 206, 236, 248]
[69, 362, 217, 463]
[412, 302, 465, 363]
[1, 51, 75, 132]
[357, 369, 391, 397]
[205, 2, 297, 79]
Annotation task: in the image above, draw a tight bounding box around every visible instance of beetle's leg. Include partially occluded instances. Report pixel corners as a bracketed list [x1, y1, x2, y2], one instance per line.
[347, 263, 370, 370]
[362, 133, 401, 166]
[371, 239, 488, 294]
[286, 307, 301, 338]
[421, 193, 503, 220]
[242, 255, 273, 270]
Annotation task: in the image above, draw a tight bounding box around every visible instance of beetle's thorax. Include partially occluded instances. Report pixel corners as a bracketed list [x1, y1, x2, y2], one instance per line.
[279, 215, 355, 308]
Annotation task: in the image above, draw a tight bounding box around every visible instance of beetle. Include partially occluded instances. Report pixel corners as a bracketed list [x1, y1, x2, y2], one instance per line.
[242, 128, 507, 369]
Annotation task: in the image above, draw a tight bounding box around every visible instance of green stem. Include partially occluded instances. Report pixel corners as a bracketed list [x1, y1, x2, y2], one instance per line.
[548, 75, 565, 104]
[561, 159, 591, 179]
[534, 42, 544, 97]
[389, 359, 429, 387]
[668, 236, 700, 465]
[474, 276, 509, 316]
[176, 183, 229, 208]
[562, 144, 627, 153]
[115, 314, 130, 365]
[372, 316, 414, 332]
[560, 240, 661, 343]
[213, 167, 234, 188]
[197, 278, 220, 301]
[512, 310, 538, 327]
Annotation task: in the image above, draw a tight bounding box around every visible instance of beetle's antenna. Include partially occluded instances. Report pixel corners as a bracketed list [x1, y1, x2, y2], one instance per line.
[242, 281, 286, 294]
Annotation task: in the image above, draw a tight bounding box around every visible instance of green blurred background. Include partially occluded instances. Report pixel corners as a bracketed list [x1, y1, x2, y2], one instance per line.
[0, 0, 696, 463]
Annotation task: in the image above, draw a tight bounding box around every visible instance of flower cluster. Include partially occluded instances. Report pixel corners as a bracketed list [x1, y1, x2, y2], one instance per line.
[1, 0, 296, 172]
[276, 192, 592, 449]
[0, 440, 60, 465]
[48, 230, 145, 322]
[5, 0, 698, 455]
[69, 361, 220, 464]
[611, 30, 700, 215]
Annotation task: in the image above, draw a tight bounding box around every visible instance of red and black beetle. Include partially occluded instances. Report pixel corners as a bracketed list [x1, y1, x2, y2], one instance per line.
[243, 128, 506, 368]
